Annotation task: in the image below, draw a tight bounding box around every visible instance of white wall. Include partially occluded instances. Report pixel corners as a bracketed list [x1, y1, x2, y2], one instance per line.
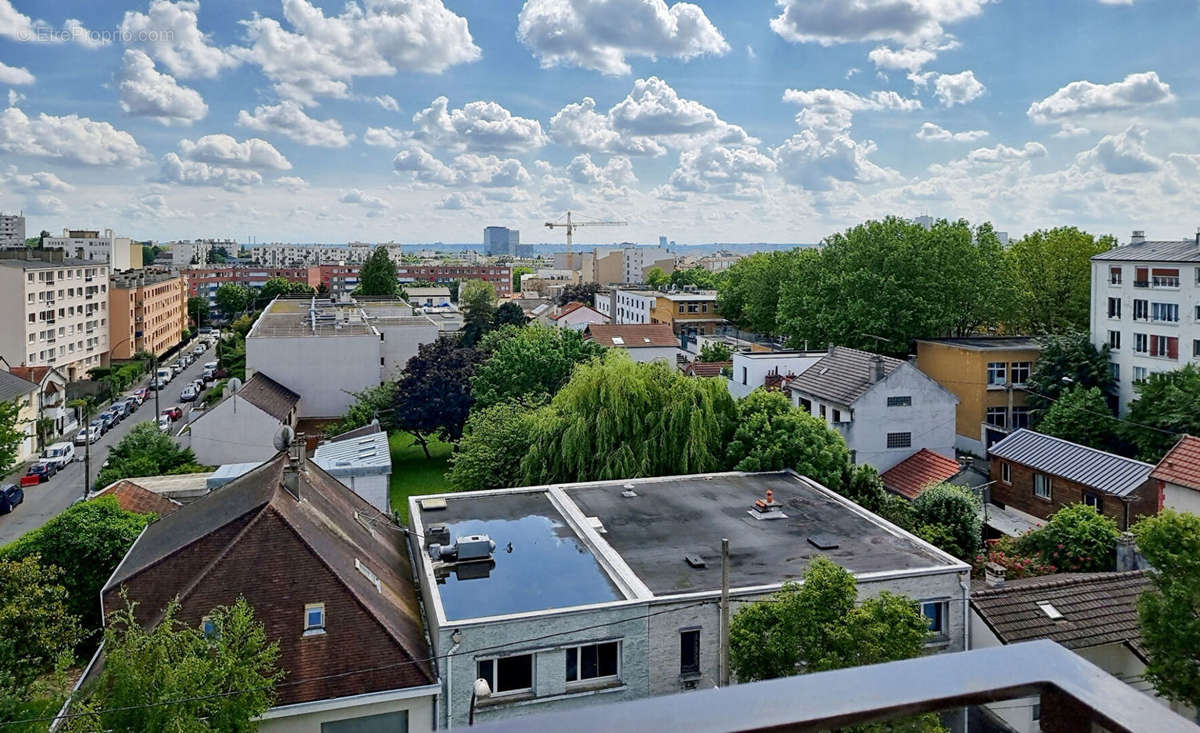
[1164, 482, 1200, 514]
[621, 346, 679, 363]
[334, 472, 390, 514]
[378, 320, 440, 381]
[258, 692, 435, 733]
[247, 334, 381, 418]
[188, 398, 283, 466]
[728, 353, 823, 399]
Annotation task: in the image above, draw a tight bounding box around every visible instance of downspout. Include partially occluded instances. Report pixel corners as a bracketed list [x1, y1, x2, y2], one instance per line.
[960, 574, 971, 733]
[445, 640, 460, 727]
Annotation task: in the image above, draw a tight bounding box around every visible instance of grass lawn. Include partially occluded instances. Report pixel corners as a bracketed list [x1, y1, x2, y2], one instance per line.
[388, 431, 454, 521]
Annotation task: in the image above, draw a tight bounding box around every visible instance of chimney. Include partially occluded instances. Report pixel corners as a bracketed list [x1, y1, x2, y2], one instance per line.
[1130, 230, 1146, 246]
[1115, 532, 1145, 571]
[1195, 228, 1199, 247]
[984, 562, 1005, 588]
[282, 434, 306, 500]
[868, 354, 885, 384]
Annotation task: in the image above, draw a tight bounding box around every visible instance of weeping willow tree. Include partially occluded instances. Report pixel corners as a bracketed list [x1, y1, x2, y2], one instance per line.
[521, 351, 736, 484]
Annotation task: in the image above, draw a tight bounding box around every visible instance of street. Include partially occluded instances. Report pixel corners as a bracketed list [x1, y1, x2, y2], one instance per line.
[0, 344, 214, 546]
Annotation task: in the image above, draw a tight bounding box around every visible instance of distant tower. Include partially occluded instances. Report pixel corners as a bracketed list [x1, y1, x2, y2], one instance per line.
[658, 235, 668, 248]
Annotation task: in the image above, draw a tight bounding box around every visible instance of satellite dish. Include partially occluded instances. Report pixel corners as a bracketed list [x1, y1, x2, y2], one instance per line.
[273, 425, 295, 452]
[227, 377, 243, 393]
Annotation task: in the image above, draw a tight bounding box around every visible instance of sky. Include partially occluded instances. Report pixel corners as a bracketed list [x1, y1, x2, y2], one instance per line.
[1, 0, 1199, 245]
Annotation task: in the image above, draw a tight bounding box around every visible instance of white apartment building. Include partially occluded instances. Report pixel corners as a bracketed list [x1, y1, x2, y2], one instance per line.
[0, 213, 25, 246]
[1090, 231, 1200, 412]
[250, 242, 402, 267]
[170, 240, 216, 267]
[44, 228, 136, 271]
[594, 288, 657, 324]
[0, 250, 110, 381]
[621, 246, 674, 283]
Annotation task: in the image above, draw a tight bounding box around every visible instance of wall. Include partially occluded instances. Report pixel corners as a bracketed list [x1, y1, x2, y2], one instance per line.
[247, 333, 380, 418]
[0, 266, 25, 368]
[619, 346, 678, 363]
[1163, 480, 1200, 514]
[989, 456, 1158, 530]
[331, 472, 389, 514]
[377, 320, 439, 381]
[728, 353, 823, 400]
[188, 398, 283, 465]
[258, 692, 435, 733]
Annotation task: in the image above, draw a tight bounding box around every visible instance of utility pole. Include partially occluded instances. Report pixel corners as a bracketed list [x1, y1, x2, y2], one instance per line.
[82, 402, 90, 499]
[719, 537, 730, 687]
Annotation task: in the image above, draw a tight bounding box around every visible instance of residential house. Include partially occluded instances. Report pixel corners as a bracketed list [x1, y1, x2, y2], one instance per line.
[880, 448, 963, 500]
[312, 423, 392, 513]
[649, 291, 724, 345]
[593, 288, 657, 325]
[970, 571, 1193, 731]
[680, 361, 730, 378]
[727, 350, 825, 400]
[7, 365, 71, 445]
[538, 302, 608, 331]
[91, 479, 182, 517]
[915, 337, 1042, 455]
[187, 372, 300, 465]
[1149, 435, 1200, 514]
[395, 263, 512, 296]
[987, 429, 1158, 530]
[44, 228, 140, 271]
[584, 324, 679, 363]
[87, 451, 438, 731]
[0, 369, 38, 464]
[784, 347, 959, 472]
[1089, 231, 1200, 413]
[409, 470, 969, 728]
[404, 286, 452, 307]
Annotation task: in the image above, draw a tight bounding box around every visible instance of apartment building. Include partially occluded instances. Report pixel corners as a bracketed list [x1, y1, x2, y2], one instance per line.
[306, 263, 360, 298]
[650, 291, 724, 342]
[594, 288, 657, 324]
[169, 239, 221, 267]
[484, 226, 521, 256]
[185, 265, 309, 307]
[249, 242, 402, 267]
[43, 228, 140, 271]
[1091, 231, 1200, 411]
[0, 249, 110, 380]
[108, 269, 188, 359]
[0, 213, 25, 247]
[395, 263, 512, 296]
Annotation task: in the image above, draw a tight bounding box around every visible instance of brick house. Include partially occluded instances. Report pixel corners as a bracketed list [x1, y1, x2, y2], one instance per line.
[987, 429, 1159, 530]
[81, 451, 437, 732]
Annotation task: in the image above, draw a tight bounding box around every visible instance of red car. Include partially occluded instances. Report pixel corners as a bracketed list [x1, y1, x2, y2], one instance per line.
[162, 406, 184, 421]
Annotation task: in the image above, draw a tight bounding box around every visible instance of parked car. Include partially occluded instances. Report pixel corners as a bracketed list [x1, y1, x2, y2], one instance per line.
[74, 425, 101, 445]
[156, 367, 173, 384]
[162, 406, 183, 421]
[158, 415, 171, 432]
[0, 484, 24, 514]
[123, 396, 140, 413]
[94, 413, 114, 433]
[110, 401, 129, 420]
[180, 385, 198, 402]
[193, 343, 207, 356]
[170, 362, 184, 376]
[25, 461, 56, 482]
[40, 442, 75, 468]
[198, 326, 212, 335]
[203, 361, 218, 373]
[129, 389, 147, 404]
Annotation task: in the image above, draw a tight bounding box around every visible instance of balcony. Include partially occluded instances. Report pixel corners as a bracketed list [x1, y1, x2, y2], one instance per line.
[1133, 280, 1149, 288]
[1153, 276, 1180, 288]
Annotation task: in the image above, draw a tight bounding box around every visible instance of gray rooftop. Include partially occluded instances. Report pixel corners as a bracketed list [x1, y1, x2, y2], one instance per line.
[1091, 240, 1200, 262]
[785, 346, 904, 406]
[917, 337, 1041, 350]
[313, 426, 391, 478]
[0, 370, 37, 402]
[988, 429, 1153, 498]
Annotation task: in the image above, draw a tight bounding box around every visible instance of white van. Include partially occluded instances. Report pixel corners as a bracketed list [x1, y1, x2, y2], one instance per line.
[156, 367, 173, 384]
[40, 442, 75, 468]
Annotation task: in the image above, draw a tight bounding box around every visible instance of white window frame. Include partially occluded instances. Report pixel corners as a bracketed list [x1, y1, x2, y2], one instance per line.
[986, 362, 1006, 386]
[477, 653, 535, 697]
[304, 602, 325, 635]
[920, 599, 949, 642]
[1001, 462, 1011, 484]
[1034, 473, 1052, 501]
[565, 640, 622, 685]
[1010, 362, 1031, 385]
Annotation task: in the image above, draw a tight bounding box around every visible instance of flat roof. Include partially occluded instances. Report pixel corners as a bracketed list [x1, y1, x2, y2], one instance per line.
[917, 337, 1041, 350]
[248, 298, 378, 338]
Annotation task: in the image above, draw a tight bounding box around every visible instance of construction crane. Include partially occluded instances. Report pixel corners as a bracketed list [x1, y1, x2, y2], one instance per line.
[544, 211, 627, 270]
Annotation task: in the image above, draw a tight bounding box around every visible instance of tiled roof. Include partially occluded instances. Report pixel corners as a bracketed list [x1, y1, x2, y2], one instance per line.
[236, 372, 301, 422]
[785, 346, 903, 406]
[94, 479, 181, 517]
[0, 370, 37, 402]
[682, 361, 731, 377]
[1150, 435, 1200, 491]
[8, 366, 50, 384]
[881, 448, 961, 500]
[971, 571, 1151, 654]
[585, 323, 678, 348]
[989, 429, 1153, 498]
[1091, 240, 1200, 262]
[548, 301, 603, 320]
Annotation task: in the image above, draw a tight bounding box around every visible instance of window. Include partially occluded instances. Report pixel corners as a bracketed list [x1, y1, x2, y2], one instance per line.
[1108, 297, 1121, 318]
[566, 641, 620, 684]
[680, 629, 701, 676]
[1135, 267, 1149, 287]
[1133, 299, 1149, 321]
[1194, 340, 1200, 358]
[1133, 366, 1148, 382]
[886, 395, 912, 407]
[1084, 492, 1103, 513]
[1134, 333, 1148, 353]
[1108, 330, 1121, 350]
[986, 362, 1006, 386]
[832, 408, 843, 423]
[1152, 268, 1180, 287]
[1034, 473, 1051, 500]
[1010, 362, 1031, 385]
[304, 603, 325, 634]
[886, 432, 911, 449]
[819, 404, 827, 420]
[1109, 266, 1122, 285]
[921, 600, 948, 639]
[1109, 362, 1120, 383]
[985, 406, 1007, 428]
[1001, 462, 1011, 484]
[477, 654, 534, 695]
[1151, 302, 1179, 323]
[1011, 406, 1031, 429]
[1150, 335, 1178, 359]
[741, 367, 747, 386]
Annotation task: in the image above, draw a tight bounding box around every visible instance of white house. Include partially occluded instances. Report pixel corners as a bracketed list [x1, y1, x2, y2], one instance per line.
[784, 346, 958, 472]
[0, 369, 38, 464]
[312, 423, 392, 513]
[584, 324, 680, 363]
[594, 288, 657, 325]
[727, 350, 826, 399]
[1150, 435, 1200, 514]
[403, 286, 451, 307]
[538, 302, 608, 331]
[188, 372, 299, 466]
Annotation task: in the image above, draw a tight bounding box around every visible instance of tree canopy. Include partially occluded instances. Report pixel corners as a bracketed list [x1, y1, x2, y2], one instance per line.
[1036, 385, 1118, 452]
[459, 279, 497, 346]
[910, 483, 981, 561]
[724, 389, 849, 490]
[717, 250, 814, 336]
[1025, 332, 1113, 422]
[256, 277, 313, 306]
[448, 402, 545, 492]
[669, 266, 717, 290]
[492, 301, 527, 329]
[557, 281, 602, 307]
[186, 296, 210, 329]
[356, 245, 399, 296]
[698, 340, 734, 362]
[213, 283, 251, 319]
[325, 382, 397, 437]
[96, 423, 208, 489]
[0, 399, 23, 476]
[1019, 503, 1119, 573]
[511, 266, 533, 292]
[644, 266, 668, 289]
[393, 336, 483, 458]
[0, 557, 81, 707]
[1122, 365, 1200, 462]
[470, 324, 605, 409]
[1006, 227, 1115, 333]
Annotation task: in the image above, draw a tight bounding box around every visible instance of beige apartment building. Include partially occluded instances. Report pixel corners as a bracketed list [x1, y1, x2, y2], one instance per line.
[109, 270, 188, 359]
[0, 249, 110, 381]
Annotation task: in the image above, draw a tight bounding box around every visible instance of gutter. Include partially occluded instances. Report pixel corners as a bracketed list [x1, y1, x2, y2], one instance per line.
[256, 682, 441, 721]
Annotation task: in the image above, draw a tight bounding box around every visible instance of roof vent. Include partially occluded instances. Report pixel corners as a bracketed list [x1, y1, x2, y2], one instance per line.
[685, 553, 707, 568]
[621, 489, 637, 498]
[1037, 600, 1064, 620]
[807, 534, 840, 550]
[419, 497, 447, 511]
[749, 488, 787, 520]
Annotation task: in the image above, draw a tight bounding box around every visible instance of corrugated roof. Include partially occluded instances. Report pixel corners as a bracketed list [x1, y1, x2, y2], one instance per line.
[1150, 435, 1200, 491]
[585, 323, 678, 348]
[881, 448, 961, 500]
[971, 571, 1151, 653]
[785, 346, 903, 406]
[236, 372, 301, 422]
[1091, 240, 1200, 262]
[313, 429, 391, 478]
[0, 370, 37, 402]
[988, 429, 1153, 497]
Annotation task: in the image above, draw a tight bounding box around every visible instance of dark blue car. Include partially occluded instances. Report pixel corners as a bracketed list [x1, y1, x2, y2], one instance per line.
[25, 462, 56, 482]
[0, 484, 24, 514]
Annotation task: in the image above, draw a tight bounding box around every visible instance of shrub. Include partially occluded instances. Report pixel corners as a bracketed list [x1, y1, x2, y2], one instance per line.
[910, 483, 981, 561]
[1018, 503, 1120, 572]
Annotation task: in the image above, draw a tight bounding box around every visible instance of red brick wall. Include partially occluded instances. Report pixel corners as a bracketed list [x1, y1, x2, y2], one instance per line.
[989, 457, 1158, 529]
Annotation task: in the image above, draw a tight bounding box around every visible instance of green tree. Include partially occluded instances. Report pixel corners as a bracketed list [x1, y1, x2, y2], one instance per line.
[1025, 332, 1114, 422]
[1132, 510, 1200, 709]
[644, 266, 668, 289]
[96, 423, 207, 488]
[1019, 503, 1120, 573]
[459, 279, 497, 346]
[186, 296, 210, 329]
[0, 557, 81, 708]
[910, 483, 981, 561]
[141, 244, 161, 265]
[838, 463, 888, 513]
[256, 276, 313, 306]
[724, 390, 849, 490]
[1122, 365, 1200, 462]
[70, 597, 282, 732]
[669, 266, 716, 290]
[698, 340, 733, 362]
[718, 250, 810, 337]
[393, 337, 483, 458]
[0, 496, 150, 637]
[470, 324, 605, 409]
[556, 281, 601, 307]
[355, 245, 399, 296]
[492, 301, 527, 329]
[522, 352, 736, 484]
[206, 246, 230, 264]
[1036, 385, 1118, 451]
[448, 402, 545, 491]
[325, 382, 398, 437]
[511, 266, 533, 292]
[0, 398, 24, 476]
[730, 556, 933, 685]
[213, 283, 251, 319]
[1006, 227, 1115, 332]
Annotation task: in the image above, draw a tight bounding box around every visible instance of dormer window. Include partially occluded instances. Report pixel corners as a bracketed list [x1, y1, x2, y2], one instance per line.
[304, 602, 326, 635]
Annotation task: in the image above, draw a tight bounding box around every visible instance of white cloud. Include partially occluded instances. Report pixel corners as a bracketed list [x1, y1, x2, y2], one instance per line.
[867, 46, 935, 72]
[517, 0, 728, 75]
[159, 153, 264, 188]
[177, 134, 292, 170]
[1027, 71, 1172, 124]
[966, 141, 1047, 164]
[373, 94, 399, 112]
[915, 122, 987, 142]
[1052, 122, 1091, 138]
[549, 96, 666, 156]
[0, 106, 146, 166]
[339, 188, 388, 209]
[392, 145, 458, 185]
[364, 126, 406, 148]
[565, 154, 637, 187]
[116, 50, 208, 125]
[27, 194, 66, 214]
[436, 192, 471, 210]
[409, 96, 547, 153]
[0, 166, 75, 192]
[668, 144, 776, 199]
[782, 87, 921, 132]
[770, 0, 990, 47]
[0, 61, 34, 85]
[773, 130, 897, 190]
[120, 0, 240, 79]
[1076, 124, 1161, 174]
[237, 101, 350, 148]
[236, 0, 480, 106]
[7, 89, 24, 106]
[609, 76, 752, 144]
[451, 153, 532, 187]
[0, 0, 108, 48]
[275, 175, 307, 191]
[930, 70, 984, 106]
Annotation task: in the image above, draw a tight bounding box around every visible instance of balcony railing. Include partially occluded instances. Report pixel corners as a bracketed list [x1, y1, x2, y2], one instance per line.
[1134, 280, 1149, 288]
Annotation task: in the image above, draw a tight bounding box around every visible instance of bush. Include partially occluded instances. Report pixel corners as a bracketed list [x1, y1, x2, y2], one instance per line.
[910, 483, 981, 561]
[973, 536, 1056, 580]
[448, 402, 544, 491]
[1018, 503, 1119, 572]
[96, 423, 206, 488]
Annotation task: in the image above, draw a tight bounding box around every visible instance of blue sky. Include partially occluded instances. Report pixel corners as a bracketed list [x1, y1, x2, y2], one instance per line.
[1, 0, 1199, 244]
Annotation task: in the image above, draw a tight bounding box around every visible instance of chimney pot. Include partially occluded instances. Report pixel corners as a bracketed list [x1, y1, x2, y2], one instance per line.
[1130, 230, 1146, 246]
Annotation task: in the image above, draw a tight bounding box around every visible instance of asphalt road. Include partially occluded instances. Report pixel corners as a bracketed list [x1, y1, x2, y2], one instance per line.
[0, 342, 215, 546]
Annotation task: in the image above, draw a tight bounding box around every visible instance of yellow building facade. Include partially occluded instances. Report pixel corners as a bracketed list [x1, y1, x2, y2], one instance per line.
[109, 270, 188, 359]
